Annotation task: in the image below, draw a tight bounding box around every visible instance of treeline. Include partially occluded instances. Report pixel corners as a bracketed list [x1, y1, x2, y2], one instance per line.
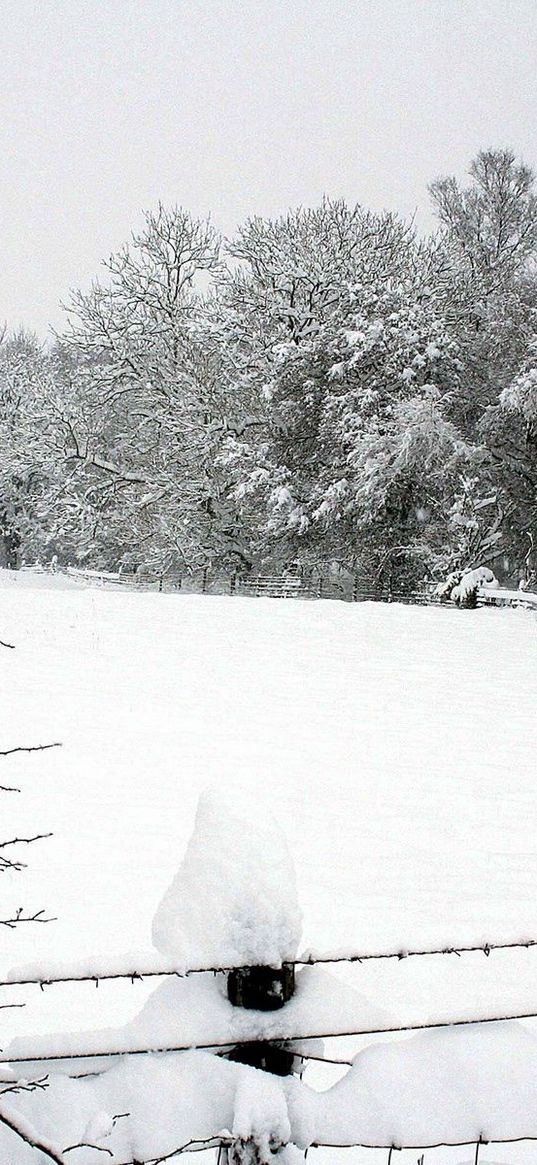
[2, 148, 537, 590]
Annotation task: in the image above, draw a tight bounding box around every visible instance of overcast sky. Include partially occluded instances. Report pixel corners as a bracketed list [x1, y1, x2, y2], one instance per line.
[2, 0, 537, 335]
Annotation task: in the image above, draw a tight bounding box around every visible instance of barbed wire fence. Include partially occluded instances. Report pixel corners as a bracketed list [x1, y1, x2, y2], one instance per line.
[3, 936, 537, 1162]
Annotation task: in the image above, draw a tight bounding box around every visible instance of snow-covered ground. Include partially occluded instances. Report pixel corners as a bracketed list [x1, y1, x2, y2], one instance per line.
[1, 568, 537, 1163]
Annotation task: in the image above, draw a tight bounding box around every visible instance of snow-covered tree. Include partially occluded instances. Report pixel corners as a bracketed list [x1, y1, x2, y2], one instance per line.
[56, 205, 251, 573]
[430, 149, 537, 291]
[1, 153, 536, 586]
[212, 204, 475, 587]
[0, 331, 65, 568]
[428, 149, 537, 580]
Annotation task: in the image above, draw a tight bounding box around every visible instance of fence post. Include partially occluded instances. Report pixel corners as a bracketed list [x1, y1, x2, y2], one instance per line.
[202, 567, 208, 594]
[226, 964, 296, 1076]
[352, 574, 359, 603]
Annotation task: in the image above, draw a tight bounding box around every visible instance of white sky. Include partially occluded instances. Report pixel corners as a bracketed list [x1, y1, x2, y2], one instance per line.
[1, 0, 537, 335]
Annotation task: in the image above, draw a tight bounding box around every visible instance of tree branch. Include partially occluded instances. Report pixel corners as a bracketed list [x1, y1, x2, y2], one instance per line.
[0, 1104, 65, 1164]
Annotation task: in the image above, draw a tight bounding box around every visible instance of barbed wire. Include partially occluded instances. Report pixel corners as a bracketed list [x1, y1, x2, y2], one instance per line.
[312, 1134, 537, 1150]
[3, 933, 537, 990]
[4, 1003, 537, 1065]
[74, 1131, 537, 1165]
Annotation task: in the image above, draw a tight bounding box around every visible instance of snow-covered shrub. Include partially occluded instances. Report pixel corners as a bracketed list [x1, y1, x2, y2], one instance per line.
[436, 569, 463, 601]
[437, 566, 499, 606]
[451, 566, 498, 608]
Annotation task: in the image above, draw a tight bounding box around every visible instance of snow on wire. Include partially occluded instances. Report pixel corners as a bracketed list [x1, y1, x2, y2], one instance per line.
[5, 1004, 537, 1065]
[4, 932, 537, 989]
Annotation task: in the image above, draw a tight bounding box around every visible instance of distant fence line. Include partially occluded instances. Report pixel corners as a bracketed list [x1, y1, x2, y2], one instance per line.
[57, 566, 537, 610]
[61, 565, 439, 604]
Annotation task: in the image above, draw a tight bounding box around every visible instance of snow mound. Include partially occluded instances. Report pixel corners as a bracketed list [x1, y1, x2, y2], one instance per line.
[314, 1021, 537, 1147]
[152, 791, 303, 968]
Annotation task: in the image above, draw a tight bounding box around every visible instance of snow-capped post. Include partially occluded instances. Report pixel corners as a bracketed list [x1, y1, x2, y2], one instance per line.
[152, 788, 303, 1153]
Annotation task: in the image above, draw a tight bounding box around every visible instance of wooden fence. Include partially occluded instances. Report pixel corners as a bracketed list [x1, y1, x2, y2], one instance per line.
[50, 566, 537, 609]
[64, 566, 437, 604]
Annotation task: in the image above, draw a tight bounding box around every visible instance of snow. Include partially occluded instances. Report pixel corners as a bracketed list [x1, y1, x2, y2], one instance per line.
[152, 790, 302, 968]
[482, 585, 537, 610]
[4, 1024, 537, 1161]
[81, 1108, 116, 1144]
[2, 568, 537, 1161]
[0, 1051, 243, 1163]
[233, 1068, 291, 1148]
[3, 574, 537, 976]
[313, 1022, 537, 1147]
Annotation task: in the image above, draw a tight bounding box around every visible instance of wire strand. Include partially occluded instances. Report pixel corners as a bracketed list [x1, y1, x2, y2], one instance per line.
[4, 1004, 537, 1065]
[3, 934, 537, 989]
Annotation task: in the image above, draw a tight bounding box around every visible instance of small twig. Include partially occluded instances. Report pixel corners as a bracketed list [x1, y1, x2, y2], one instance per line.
[0, 908, 56, 929]
[0, 834, 53, 850]
[64, 1144, 112, 1158]
[0, 743, 62, 758]
[0, 1075, 48, 1096]
[0, 640, 15, 650]
[64, 1113, 129, 1156]
[117, 1139, 227, 1165]
[151, 1140, 227, 1164]
[0, 854, 26, 872]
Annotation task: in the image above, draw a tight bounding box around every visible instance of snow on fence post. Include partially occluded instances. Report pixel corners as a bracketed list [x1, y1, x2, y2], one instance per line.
[151, 793, 303, 1162]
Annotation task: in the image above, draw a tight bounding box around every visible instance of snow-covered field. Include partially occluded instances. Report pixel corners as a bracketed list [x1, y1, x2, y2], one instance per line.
[1, 569, 537, 1163]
